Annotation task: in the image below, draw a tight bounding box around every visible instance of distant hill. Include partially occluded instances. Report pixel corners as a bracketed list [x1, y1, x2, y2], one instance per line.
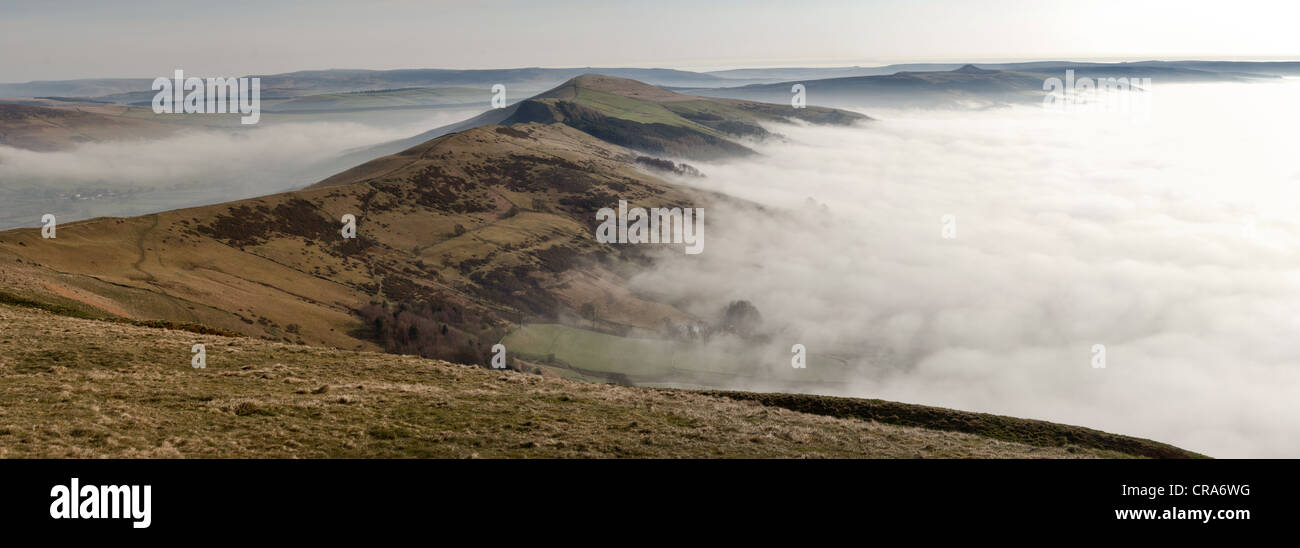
[690, 61, 1286, 108]
[0, 67, 736, 101]
[689, 66, 1051, 108]
[253, 67, 735, 94]
[702, 60, 1300, 83]
[1130, 60, 1300, 76]
[6, 60, 1295, 105]
[0, 102, 178, 151]
[0, 78, 154, 99]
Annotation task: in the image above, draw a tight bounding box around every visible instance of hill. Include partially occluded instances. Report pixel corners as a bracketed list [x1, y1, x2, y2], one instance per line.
[690, 62, 1261, 108]
[0, 102, 179, 151]
[0, 121, 705, 365]
[0, 75, 847, 392]
[502, 74, 864, 159]
[690, 66, 1054, 108]
[348, 74, 867, 162]
[0, 79, 154, 99]
[0, 302, 1199, 458]
[0, 68, 735, 102]
[702, 60, 1300, 83]
[6, 61, 1292, 108]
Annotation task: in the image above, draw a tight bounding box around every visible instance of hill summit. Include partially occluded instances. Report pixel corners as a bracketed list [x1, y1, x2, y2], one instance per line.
[499, 73, 867, 159]
[952, 64, 997, 74]
[537, 74, 698, 102]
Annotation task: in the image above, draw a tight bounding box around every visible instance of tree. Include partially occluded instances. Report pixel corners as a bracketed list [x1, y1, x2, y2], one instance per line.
[718, 300, 762, 338]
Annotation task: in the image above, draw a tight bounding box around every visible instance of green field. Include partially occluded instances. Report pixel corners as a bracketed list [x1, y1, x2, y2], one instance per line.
[569, 88, 709, 128]
[502, 323, 860, 389]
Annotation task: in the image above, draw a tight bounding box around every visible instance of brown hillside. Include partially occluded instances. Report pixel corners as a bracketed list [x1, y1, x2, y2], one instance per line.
[0, 122, 705, 364]
[0, 102, 177, 151]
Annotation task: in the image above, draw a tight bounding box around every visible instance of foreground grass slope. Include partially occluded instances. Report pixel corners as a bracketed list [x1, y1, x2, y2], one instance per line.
[0, 303, 1145, 458]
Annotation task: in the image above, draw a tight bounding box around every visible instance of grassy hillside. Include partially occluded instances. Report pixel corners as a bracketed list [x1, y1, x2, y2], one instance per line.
[0, 303, 1155, 458]
[709, 392, 1204, 459]
[502, 74, 868, 159]
[0, 121, 709, 366]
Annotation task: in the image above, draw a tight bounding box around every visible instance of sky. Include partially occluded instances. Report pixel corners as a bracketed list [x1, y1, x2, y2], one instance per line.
[1, 0, 1298, 82]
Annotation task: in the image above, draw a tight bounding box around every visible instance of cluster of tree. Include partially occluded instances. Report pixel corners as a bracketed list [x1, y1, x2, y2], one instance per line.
[661, 300, 766, 342]
[634, 156, 704, 177]
[356, 299, 503, 366]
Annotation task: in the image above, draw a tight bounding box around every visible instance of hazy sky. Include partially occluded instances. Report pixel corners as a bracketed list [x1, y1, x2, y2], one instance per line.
[2, 0, 1298, 82]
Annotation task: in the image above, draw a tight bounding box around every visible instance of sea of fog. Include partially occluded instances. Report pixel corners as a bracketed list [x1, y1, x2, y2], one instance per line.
[639, 80, 1300, 458]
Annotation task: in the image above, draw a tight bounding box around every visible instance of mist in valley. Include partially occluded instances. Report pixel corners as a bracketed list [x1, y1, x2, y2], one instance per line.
[0, 106, 482, 229]
[633, 80, 1300, 458]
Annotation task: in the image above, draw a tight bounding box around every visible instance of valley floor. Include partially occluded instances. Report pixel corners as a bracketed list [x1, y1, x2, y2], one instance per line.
[0, 303, 1133, 458]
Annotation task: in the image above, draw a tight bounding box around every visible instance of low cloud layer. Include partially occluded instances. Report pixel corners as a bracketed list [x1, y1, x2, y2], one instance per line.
[635, 80, 1300, 457]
